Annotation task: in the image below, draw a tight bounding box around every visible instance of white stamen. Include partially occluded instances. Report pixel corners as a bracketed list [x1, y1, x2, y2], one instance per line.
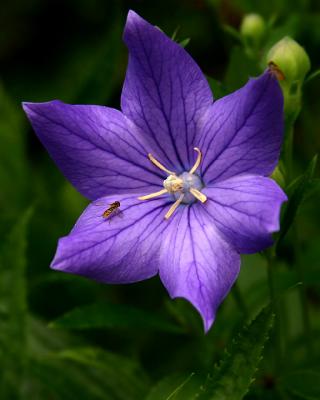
[148, 153, 176, 175]
[138, 188, 168, 200]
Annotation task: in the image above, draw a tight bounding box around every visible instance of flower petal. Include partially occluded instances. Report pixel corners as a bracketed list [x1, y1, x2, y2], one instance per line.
[23, 101, 163, 200]
[121, 10, 213, 172]
[203, 175, 287, 254]
[51, 193, 172, 283]
[159, 204, 240, 332]
[198, 72, 284, 184]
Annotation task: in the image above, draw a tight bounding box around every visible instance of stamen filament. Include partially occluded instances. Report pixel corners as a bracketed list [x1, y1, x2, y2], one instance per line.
[165, 193, 185, 220]
[190, 188, 207, 203]
[138, 188, 168, 200]
[148, 153, 176, 175]
[189, 147, 202, 174]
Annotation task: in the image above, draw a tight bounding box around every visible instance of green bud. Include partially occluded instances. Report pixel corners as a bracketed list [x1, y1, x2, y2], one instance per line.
[240, 14, 266, 48]
[267, 37, 311, 122]
[267, 37, 310, 84]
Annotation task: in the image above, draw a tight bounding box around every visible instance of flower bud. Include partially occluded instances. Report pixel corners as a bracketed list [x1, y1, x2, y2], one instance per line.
[240, 14, 266, 48]
[267, 37, 310, 122]
[267, 37, 310, 84]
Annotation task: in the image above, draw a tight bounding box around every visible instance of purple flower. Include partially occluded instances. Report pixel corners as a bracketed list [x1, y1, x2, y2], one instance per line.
[23, 10, 287, 331]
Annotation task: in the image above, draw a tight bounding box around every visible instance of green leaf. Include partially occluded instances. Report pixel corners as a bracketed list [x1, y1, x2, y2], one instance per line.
[0, 208, 32, 399]
[57, 347, 149, 400]
[194, 305, 274, 400]
[28, 354, 143, 400]
[146, 373, 201, 400]
[282, 371, 320, 400]
[50, 301, 184, 334]
[26, 320, 150, 400]
[277, 154, 318, 251]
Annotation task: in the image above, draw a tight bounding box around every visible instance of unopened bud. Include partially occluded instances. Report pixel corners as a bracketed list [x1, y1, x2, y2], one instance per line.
[240, 14, 266, 48]
[267, 37, 311, 122]
[267, 37, 310, 84]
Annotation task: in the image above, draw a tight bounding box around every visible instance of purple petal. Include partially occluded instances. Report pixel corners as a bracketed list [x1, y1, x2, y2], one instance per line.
[23, 101, 163, 200]
[198, 72, 284, 184]
[159, 204, 240, 332]
[51, 193, 172, 283]
[121, 10, 213, 172]
[203, 175, 287, 254]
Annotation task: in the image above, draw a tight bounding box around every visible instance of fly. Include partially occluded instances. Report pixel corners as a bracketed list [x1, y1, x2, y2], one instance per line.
[102, 201, 121, 219]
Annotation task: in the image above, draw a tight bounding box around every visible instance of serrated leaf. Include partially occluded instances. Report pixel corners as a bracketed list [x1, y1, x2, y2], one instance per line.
[50, 301, 183, 334]
[282, 371, 320, 400]
[0, 209, 32, 398]
[194, 305, 274, 400]
[277, 155, 318, 251]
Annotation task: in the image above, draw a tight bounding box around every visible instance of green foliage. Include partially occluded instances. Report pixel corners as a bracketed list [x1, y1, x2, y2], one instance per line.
[194, 306, 274, 400]
[50, 301, 184, 334]
[146, 373, 200, 400]
[0, 209, 32, 399]
[276, 154, 318, 251]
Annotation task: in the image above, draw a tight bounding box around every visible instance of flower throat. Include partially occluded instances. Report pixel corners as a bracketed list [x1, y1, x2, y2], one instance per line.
[138, 148, 206, 219]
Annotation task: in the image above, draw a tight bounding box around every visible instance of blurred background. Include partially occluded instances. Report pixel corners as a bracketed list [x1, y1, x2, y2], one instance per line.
[1, 0, 320, 399]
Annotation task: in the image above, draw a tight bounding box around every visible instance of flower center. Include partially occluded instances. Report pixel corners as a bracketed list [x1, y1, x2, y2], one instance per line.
[174, 172, 203, 204]
[138, 148, 207, 219]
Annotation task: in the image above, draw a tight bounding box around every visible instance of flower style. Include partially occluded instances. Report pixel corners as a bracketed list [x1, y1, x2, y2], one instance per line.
[23, 11, 287, 331]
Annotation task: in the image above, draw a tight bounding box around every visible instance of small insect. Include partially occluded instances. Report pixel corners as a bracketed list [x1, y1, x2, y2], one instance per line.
[268, 61, 285, 81]
[102, 201, 122, 219]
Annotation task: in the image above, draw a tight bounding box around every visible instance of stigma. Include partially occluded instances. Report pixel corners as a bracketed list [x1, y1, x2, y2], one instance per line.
[138, 148, 207, 219]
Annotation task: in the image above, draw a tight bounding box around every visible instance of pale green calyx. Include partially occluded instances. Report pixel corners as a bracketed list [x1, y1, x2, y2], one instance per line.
[267, 37, 310, 84]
